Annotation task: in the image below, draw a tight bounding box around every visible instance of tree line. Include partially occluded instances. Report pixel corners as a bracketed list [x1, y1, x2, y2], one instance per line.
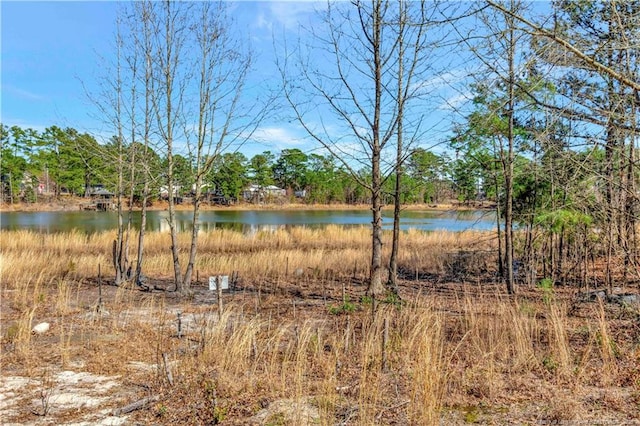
[0, 124, 455, 205]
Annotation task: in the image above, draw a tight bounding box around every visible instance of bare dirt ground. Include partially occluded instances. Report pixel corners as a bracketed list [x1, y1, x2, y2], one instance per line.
[2, 273, 640, 425]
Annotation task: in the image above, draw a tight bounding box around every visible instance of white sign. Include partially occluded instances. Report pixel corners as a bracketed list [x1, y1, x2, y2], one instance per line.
[209, 276, 229, 291]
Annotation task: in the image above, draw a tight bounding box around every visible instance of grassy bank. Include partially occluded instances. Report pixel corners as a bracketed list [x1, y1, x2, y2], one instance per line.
[1, 228, 639, 425]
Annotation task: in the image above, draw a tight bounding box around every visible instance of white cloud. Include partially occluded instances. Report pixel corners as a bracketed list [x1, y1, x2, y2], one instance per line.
[251, 125, 305, 149]
[410, 69, 468, 96]
[439, 92, 472, 112]
[253, 1, 323, 32]
[255, 12, 272, 32]
[2, 84, 46, 101]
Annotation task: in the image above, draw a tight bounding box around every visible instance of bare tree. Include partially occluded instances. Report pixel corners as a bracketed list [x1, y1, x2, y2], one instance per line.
[117, 1, 266, 295]
[279, 0, 399, 297]
[127, 0, 162, 288]
[181, 1, 266, 292]
[387, 0, 441, 293]
[280, 0, 446, 298]
[112, 12, 131, 286]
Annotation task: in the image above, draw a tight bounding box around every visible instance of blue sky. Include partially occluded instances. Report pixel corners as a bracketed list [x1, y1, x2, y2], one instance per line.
[1, 1, 472, 160]
[1, 1, 331, 155]
[2, 1, 117, 131]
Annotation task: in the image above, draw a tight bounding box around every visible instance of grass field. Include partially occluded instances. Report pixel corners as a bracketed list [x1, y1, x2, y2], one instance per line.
[1, 227, 639, 425]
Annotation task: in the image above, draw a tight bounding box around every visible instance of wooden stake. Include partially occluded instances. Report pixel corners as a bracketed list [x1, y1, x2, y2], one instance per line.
[344, 316, 351, 353]
[217, 276, 223, 321]
[382, 317, 389, 372]
[251, 336, 257, 360]
[162, 352, 174, 387]
[97, 264, 103, 312]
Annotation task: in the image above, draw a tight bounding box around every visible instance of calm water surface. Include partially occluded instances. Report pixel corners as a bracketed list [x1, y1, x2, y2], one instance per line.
[0, 209, 496, 234]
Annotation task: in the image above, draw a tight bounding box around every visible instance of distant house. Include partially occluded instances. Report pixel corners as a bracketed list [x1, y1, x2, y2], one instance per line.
[22, 171, 55, 197]
[203, 190, 233, 205]
[83, 186, 115, 211]
[159, 185, 184, 204]
[89, 188, 114, 199]
[243, 184, 286, 203]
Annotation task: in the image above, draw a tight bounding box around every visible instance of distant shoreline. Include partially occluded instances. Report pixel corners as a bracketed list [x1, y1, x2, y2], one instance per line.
[0, 197, 493, 213]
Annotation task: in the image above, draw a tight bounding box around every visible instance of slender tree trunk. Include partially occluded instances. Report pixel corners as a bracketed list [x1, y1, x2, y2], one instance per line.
[628, 91, 639, 280]
[113, 19, 128, 286]
[161, 1, 183, 292]
[125, 59, 138, 283]
[504, 3, 516, 295]
[8, 171, 13, 204]
[388, 0, 406, 296]
[604, 120, 617, 292]
[369, 0, 385, 298]
[370, 185, 385, 296]
[134, 7, 153, 287]
[135, 187, 148, 286]
[183, 180, 201, 289]
[623, 87, 638, 285]
[494, 177, 504, 278]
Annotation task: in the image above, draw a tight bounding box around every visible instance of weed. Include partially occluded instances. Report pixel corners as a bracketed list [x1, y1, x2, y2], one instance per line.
[329, 298, 357, 315]
[155, 404, 168, 418]
[463, 406, 480, 423]
[360, 295, 373, 305]
[265, 412, 287, 426]
[542, 355, 557, 372]
[31, 370, 54, 417]
[537, 278, 554, 304]
[382, 291, 403, 307]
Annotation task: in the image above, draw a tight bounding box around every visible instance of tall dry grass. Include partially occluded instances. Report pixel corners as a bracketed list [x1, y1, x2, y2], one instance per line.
[1, 228, 495, 285]
[1, 228, 636, 424]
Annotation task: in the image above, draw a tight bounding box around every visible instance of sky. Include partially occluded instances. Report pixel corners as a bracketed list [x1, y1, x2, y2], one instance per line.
[1, 1, 476, 160]
[2, 1, 118, 131]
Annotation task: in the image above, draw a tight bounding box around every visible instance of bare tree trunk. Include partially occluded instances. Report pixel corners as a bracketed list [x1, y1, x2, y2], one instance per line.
[153, 0, 184, 293]
[368, 0, 386, 298]
[503, 0, 517, 295]
[113, 16, 129, 286]
[181, 2, 259, 292]
[183, 183, 201, 289]
[134, 2, 154, 287]
[626, 91, 639, 283]
[495, 179, 504, 278]
[387, 0, 407, 296]
[125, 53, 138, 284]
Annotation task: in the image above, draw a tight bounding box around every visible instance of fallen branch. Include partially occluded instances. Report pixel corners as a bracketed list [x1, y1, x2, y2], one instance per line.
[375, 400, 410, 422]
[112, 395, 160, 416]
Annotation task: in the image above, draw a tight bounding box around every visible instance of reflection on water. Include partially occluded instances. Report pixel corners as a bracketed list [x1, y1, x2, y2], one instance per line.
[0, 209, 496, 234]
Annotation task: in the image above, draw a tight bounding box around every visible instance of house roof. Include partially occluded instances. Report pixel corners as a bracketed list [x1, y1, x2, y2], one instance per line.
[246, 184, 283, 191]
[90, 188, 114, 196]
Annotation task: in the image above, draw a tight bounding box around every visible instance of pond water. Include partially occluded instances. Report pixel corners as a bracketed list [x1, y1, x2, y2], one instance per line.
[0, 209, 496, 234]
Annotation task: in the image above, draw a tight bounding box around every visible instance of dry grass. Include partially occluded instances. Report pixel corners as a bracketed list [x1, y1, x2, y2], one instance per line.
[1, 228, 493, 283]
[1, 228, 639, 425]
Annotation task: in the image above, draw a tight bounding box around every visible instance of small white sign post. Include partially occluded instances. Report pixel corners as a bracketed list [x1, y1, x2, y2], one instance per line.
[209, 275, 228, 320]
[208, 275, 229, 291]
